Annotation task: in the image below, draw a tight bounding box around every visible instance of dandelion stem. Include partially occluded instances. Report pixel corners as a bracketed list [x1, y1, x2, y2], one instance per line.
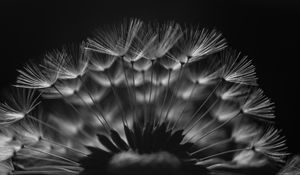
[38, 113, 95, 146]
[171, 83, 197, 130]
[23, 145, 79, 166]
[105, 72, 127, 126]
[188, 117, 217, 142]
[51, 85, 103, 137]
[23, 165, 82, 172]
[130, 62, 138, 123]
[78, 76, 112, 130]
[196, 112, 241, 142]
[152, 73, 160, 126]
[121, 59, 134, 95]
[183, 80, 221, 129]
[198, 147, 251, 162]
[189, 137, 233, 156]
[74, 92, 110, 133]
[148, 60, 155, 123]
[184, 100, 218, 136]
[16, 153, 77, 166]
[40, 138, 87, 156]
[26, 114, 68, 138]
[26, 114, 93, 145]
[52, 85, 80, 114]
[11, 170, 77, 175]
[142, 71, 147, 126]
[158, 69, 172, 124]
[165, 62, 189, 128]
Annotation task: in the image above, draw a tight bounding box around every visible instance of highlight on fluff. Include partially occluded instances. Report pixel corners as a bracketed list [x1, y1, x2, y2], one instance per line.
[0, 18, 297, 175]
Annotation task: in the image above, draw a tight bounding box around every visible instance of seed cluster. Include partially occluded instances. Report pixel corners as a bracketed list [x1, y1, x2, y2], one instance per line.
[0, 19, 294, 175]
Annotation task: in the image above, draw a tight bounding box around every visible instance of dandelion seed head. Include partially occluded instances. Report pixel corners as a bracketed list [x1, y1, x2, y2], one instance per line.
[16, 60, 60, 89]
[0, 89, 40, 124]
[250, 127, 289, 163]
[220, 51, 258, 85]
[0, 19, 294, 175]
[241, 89, 275, 120]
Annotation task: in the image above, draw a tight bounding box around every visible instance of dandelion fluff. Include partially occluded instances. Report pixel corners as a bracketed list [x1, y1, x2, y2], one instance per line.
[0, 19, 294, 175]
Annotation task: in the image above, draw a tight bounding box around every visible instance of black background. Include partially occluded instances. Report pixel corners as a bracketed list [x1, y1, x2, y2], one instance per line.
[1, 0, 299, 153]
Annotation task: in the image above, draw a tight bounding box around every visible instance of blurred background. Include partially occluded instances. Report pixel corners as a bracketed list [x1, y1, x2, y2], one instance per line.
[0, 0, 299, 153]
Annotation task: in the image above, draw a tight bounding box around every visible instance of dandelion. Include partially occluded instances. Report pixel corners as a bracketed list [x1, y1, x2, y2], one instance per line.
[45, 43, 90, 80]
[241, 89, 275, 120]
[16, 57, 60, 89]
[220, 50, 258, 85]
[0, 88, 40, 124]
[87, 19, 143, 57]
[0, 19, 297, 175]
